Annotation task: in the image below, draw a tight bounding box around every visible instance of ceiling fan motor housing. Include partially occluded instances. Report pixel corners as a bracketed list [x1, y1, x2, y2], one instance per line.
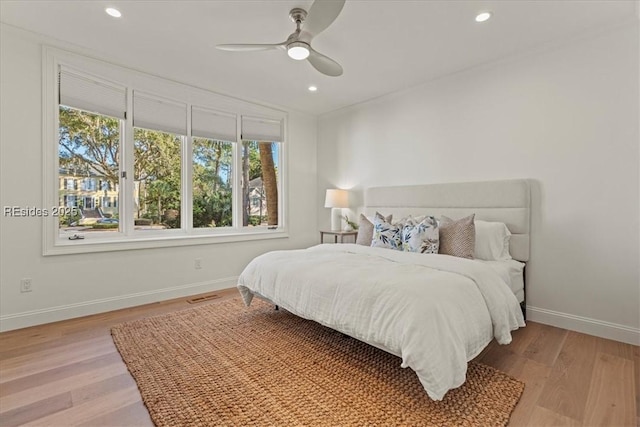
[289, 8, 308, 24]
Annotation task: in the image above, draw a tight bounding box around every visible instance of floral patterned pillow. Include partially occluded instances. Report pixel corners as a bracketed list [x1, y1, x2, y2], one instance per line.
[371, 212, 403, 250]
[402, 216, 439, 254]
[356, 213, 392, 246]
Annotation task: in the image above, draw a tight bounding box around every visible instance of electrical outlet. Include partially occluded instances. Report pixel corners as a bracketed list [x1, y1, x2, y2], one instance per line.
[194, 258, 202, 270]
[20, 278, 32, 293]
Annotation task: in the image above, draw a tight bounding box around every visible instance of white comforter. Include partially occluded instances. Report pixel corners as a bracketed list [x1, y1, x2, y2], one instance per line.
[237, 244, 525, 400]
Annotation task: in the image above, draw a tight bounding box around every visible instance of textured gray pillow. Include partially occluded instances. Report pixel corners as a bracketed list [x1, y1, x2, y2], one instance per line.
[356, 213, 392, 246]
[439, 214, 476, 259]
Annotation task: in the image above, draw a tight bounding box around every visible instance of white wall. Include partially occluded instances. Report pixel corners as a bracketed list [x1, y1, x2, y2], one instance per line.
[0, 26, 318, 331]
[318, 24, 639, 344]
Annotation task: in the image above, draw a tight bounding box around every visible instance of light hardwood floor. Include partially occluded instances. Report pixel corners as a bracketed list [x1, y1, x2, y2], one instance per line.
[0, 290, 638, 426]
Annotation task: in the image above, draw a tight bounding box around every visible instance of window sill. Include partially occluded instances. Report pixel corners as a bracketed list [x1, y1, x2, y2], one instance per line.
[44, 229, 288, 256]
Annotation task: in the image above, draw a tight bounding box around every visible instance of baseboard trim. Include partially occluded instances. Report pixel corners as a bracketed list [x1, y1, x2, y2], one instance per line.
[4, 289, 637, 344]
[0, 276, 238, 332]
[527, 305, 639, 345]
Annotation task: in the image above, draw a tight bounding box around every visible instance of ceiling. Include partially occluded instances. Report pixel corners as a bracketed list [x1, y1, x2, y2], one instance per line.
[0, 1, 636, 115]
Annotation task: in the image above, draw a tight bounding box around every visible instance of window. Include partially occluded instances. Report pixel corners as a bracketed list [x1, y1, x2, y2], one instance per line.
[58, 105, 121, 236]
[191, 106, 236, 230]
[240, 116, 282, 229]
[81, 178, 96, 191]
[44, 50, 287, 254]
[241, 141, 280, 227]
[132, 92, 187, 231]
[133, 128, 183, 229]
[192, 137, 233, 228]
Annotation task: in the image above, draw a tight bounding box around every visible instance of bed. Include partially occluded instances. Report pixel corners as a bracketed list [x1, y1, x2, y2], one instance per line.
[238, 179, 530, 400]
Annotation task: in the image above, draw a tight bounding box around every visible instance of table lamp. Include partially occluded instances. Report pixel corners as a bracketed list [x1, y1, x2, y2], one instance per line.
[324, 189, 349, 231]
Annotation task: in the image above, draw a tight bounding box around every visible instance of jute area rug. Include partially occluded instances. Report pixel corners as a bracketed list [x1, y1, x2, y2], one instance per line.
[111, 297, 524, 426]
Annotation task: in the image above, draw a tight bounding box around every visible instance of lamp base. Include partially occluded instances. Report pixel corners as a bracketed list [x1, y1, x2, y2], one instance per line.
[330, 208, 342, 231]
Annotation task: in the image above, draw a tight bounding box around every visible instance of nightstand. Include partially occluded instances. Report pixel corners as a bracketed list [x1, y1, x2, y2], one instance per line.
[320, 230, 358, 244]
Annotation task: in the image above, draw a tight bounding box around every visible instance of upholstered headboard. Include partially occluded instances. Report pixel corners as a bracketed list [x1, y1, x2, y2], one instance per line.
[362, 179, 531, 262]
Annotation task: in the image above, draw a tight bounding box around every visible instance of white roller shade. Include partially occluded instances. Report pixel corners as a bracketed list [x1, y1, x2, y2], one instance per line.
[241, 116, 283, 142]
[59, 66, 126, 119]
[133, 91, 187, 135]
[192, 107, 237, 142]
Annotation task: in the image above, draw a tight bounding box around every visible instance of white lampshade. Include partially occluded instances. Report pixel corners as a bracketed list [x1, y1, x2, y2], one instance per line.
[324, 189, 348, 231]
[324, 189, 348, 208]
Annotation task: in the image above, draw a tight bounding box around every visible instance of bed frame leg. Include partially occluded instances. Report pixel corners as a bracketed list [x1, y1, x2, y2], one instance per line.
[521, 264, 527, 321]
[274, 305, 279, 311]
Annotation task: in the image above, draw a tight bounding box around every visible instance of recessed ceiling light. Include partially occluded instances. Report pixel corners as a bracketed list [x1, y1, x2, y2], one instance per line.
[475, 12, 492, 23]
[308, 86, 318, 92]
[105, 7, 122, 18]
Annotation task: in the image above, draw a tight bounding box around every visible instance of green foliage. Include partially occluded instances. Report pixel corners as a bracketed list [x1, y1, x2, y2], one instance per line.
[245, 141, 263, 180]
[59, 107, 120, 185]
[133, 128, 182, 226]
[59, 209, 82, 227]
[192, 138, 233, 228]
[193, 191, 232, 227]
[343, 215, 359, 230]
[91, 223, 119, 230]
[248, 216, 265, 226]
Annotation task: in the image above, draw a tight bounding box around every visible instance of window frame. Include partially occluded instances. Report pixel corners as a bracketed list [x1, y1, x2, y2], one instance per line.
[42, 47, 288, 256]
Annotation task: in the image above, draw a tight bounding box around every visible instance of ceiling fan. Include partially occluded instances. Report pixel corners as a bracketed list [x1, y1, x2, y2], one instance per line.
[216, 0, 345, 77]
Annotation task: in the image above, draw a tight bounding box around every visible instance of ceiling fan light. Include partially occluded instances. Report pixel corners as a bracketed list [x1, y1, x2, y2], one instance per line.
[475, 12, 492, 22]
[287, 42, 310, 60]
[105, 7, 122, 18]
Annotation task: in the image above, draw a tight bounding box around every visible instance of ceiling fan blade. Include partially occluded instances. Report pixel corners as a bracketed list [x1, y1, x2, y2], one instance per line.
[216, 43, 285, 52]
[304, 0, 345, 38]
[307, 48, 343, 77]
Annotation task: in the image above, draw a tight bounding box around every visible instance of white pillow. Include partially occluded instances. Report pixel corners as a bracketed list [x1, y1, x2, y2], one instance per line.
[474, 220, 512, 261]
